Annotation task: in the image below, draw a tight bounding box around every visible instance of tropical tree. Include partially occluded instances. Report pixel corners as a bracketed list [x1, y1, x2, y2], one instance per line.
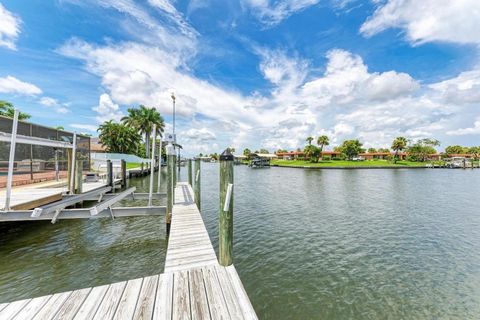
[0, 100, 31, 120]
[306, 136, 314, 145]
[316, 135, 329, 159]
[243, 148, 251, 156]
[445, 145, 467, 155]
[407, 138, 440, 162]
[367, 148, 377, 153]
[121, 105, 165, 158]
[259, 148, 269, 154]
[391, 136, 408, 163]
[304, 145, 321, 162]
[378, 148, 390, 153]
[55, 126, 65, 130]
[97, 121, 142, 154]
[338, 139, 363, 160]
[467, 146, 480, 154]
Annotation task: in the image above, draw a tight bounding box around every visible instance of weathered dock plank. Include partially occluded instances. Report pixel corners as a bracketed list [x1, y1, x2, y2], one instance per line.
[73, 284, 109, 320]
[2, 181, 257, 320]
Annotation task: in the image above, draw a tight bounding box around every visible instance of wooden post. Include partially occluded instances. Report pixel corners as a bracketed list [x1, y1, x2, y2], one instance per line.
[75, 160, 83, 194]
[194, 158, 201, 210]
[166, 144, 174, 234]
[219, 149, 234, 266]
[121, 159, 127, 187]
[141, 162, 144, 175]
[107, 160, 113, 188]
[157, 137, 162, 193]
[67, 149, 73, 193]
[69, 133, 77, 194]
[148, 125, 157, 207]
[173, 154, 177, 189]
[188, 159, 192, 186]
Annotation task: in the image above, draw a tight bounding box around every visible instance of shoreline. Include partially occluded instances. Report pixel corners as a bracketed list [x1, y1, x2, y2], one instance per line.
[271, 164, 439, 170]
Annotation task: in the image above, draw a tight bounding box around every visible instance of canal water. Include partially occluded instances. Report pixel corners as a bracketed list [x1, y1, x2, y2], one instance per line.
[1, 164, 480, 319]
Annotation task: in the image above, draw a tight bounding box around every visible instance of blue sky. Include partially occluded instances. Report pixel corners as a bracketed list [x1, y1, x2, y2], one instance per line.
[1, 0, 480, 155]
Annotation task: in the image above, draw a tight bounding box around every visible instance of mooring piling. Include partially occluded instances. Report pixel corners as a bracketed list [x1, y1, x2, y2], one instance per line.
[166, 144, 174, 234]
[107, 160, 113, 188]
[148, 125, 157, 207]
[219, 149, 234, 266]
[188, 158, 193, 186]
[194, 158, 201, 210]
[121, 159, 127, 187]
[75, 160, 83, 194]
[157, 137, 162, 193]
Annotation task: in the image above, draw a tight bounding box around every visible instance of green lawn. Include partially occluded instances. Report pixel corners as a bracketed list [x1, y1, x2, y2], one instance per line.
[126, 162, 142, 169]
[271, 159, 430, 167]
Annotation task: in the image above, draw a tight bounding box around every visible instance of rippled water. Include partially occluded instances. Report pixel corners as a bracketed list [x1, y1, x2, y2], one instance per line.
[1, 165, 480, 319]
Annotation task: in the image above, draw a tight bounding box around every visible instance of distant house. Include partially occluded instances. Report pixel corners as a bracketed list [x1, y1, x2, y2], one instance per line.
[249, 153, 278, 160]
[276, 150, 412, 161]
[90, 137, 106, 153]
[275, 151, 305, 160]
[276, 151, 342, 160]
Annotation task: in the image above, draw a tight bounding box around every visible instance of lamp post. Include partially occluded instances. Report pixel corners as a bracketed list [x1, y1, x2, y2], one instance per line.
[171, 92, 176, 141]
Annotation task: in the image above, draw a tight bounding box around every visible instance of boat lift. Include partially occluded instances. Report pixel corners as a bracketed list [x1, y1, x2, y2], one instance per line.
[0, 110, 165, 223]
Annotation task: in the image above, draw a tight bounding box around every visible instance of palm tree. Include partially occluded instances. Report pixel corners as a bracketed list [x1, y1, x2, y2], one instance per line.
[391, 136, 408, 163]
[0, 100, 31, 120]
[306, 136, 314, 146]
[122, 105, 165, 157]
[316, 135, 329, 160]
[98, 121, 141, 154]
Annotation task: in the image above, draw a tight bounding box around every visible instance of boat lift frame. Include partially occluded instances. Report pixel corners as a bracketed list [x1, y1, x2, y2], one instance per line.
[0, 109, 166, 222]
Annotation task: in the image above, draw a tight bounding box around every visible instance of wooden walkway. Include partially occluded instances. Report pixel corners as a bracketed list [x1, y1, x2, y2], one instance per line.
[0, 182, 257, 319]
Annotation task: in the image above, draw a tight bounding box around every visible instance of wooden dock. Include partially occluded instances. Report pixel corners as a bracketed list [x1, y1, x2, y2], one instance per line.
[0, 182, 257, 319]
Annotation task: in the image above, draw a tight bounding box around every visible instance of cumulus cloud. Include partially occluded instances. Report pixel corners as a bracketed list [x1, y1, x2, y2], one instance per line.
[429, 69, 480, 104]
[57, 0, 480, 153]
[0, 3, 21, 50]
[360, 0, 480, 45]
[301, 49, 419, 106]
[0, 76, 42, 95]
[447, 118, 480, 136]
[93, 93, 124, 123]
[39, 97, 69, 113]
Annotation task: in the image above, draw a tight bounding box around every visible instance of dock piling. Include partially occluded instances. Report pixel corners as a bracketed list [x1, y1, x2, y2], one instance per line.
[188, 159, 192, 186]
[194, 158, 201, 210]
[121, 160, 127, 187]
[107, 160, 113, 188]
[75, 160, 83, 194]
[173, 154, 177, 189]
[68, 133, 77, 194]
[157, 137, 162, 193]
[4, 109, 19, 211]
[148, 125, 157, 206]
[219, 149, 234, 266]
[166, 144, 174, 234]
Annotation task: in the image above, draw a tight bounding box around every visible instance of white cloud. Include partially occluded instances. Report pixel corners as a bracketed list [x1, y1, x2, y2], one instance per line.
[39, 97, 69, 113]
[361, 0, 480, 45]
[258, 49, 309, 88]
[70, 123, 98, 132]
[182, 127, 216, 142]
[301, 49, 419, 106]
[242, 0, 320, 25]
[429, 69, 480, 104]
[447, 118, 480, 136]
[93, 93, 124, 123]
[0, 3, 21, 50]
[0, 76, 42, 95]
[57, 1, 480, 154]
